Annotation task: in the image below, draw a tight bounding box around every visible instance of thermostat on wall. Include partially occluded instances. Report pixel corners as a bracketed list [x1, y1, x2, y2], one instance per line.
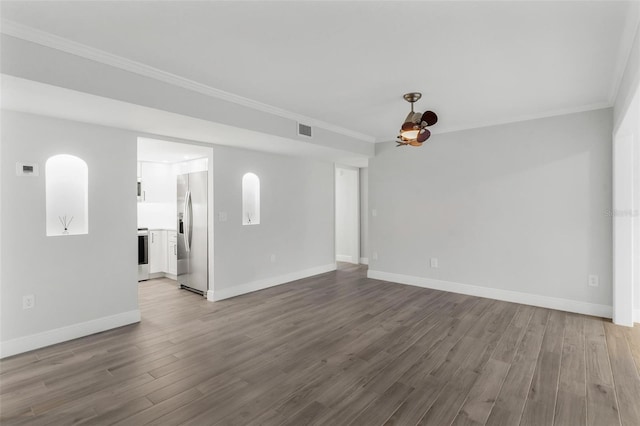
[16, 162, 39, 176]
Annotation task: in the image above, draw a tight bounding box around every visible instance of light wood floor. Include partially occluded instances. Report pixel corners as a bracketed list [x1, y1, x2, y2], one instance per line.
[1, 264, 639, 425]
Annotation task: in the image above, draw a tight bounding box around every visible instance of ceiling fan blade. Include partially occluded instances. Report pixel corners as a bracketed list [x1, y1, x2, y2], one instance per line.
[409, 140, 422, 147]
[417, 128, 431, 142]
[421, 111, 438, 126]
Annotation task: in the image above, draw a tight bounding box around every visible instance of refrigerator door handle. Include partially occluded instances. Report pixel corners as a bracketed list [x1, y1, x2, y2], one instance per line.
[184, 190, 191, 253]
[187, 190, 193, 252]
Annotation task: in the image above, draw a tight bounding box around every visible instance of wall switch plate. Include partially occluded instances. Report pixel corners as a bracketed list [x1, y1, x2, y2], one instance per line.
[372, 252, 378, 260]
[372, 209, 377, 217]
[218, 212, 228, 222]
[588, 275, 599, 287]
[270, 254, 276, 263]
[23, 294, 35, 309]
[430, 258, 439, 268]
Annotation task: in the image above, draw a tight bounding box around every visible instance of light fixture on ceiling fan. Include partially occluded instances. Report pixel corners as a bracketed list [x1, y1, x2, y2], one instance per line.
[397, 92, 438, 147]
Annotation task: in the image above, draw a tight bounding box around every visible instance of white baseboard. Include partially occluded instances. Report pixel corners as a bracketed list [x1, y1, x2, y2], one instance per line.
[0, 310, 141, 359]
[359, 257, 369, 265]
[635, 309, 640, 324]
[367, 270, 613, 319]
[148, 272, 177, 280]
[336, 255, 354, 263]
[208, 263, 337, 302]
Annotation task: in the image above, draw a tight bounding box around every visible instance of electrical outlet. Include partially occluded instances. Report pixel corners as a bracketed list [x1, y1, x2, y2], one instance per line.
[23, 294, 35, 309]
[588, 275, 599, 287]
[371, 209, 377, 217]
[372, 252, 378, 260]
[270, 254, 276, 263]
[430, 258, 439, 268]
[218, 212, 228, 222]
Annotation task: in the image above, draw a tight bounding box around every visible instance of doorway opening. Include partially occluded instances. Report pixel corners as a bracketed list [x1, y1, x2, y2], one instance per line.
[136, 137, 214, 299]
[335, 165, 360, 265]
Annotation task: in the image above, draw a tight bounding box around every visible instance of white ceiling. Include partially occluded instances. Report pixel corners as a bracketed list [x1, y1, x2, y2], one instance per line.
[1, 1, 638, 142]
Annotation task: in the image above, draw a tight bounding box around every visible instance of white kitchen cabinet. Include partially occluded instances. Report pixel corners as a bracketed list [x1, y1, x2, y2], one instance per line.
[149, 230, 167, 274]
[139, 162, 175, 203]
[167, 231, 177, 275]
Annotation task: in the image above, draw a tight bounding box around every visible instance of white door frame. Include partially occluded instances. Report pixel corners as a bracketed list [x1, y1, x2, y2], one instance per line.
[612, 83, 639, 326]
[613, 131, 635, 326]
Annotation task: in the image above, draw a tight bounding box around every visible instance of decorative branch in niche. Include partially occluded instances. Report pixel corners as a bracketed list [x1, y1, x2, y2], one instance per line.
[58, 215, 74, 235]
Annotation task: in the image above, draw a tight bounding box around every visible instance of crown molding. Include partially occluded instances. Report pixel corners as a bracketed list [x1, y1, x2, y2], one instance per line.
[395, 101, 612, 141]
[0, 19, 376, 143]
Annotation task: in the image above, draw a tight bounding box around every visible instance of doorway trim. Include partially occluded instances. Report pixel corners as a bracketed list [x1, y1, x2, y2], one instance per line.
[612, 83, 640, 326]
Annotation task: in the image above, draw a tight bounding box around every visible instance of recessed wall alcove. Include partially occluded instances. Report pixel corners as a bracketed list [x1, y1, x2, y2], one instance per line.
[45, 154, 88, 236]
[242, 172, 260, 225]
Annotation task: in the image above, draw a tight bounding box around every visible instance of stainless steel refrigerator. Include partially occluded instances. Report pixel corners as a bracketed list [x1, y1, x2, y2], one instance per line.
[177, 171, 208, 295]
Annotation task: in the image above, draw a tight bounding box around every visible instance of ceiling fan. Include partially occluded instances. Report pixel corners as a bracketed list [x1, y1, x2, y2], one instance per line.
[396, 92, 438, 147]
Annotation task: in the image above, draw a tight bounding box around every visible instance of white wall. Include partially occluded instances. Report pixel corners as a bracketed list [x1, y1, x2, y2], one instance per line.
[360, 167, 369, 262]
[335, 166, 359, 264]
[1, 111, 139, 357]
[211, 146, 335, 300]
[369, 108, 613, 317]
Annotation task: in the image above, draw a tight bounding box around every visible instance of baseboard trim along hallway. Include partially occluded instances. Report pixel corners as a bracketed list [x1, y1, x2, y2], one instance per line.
[207, 263, 337, 301]
[367, 270, 613, 319]
[0, 309, 141, 359]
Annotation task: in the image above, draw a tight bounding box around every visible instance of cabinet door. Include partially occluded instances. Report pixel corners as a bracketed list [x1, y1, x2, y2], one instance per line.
[140, 162, 174, 203]
[149, 230, 167, 273]
[167, 232, 177, 275]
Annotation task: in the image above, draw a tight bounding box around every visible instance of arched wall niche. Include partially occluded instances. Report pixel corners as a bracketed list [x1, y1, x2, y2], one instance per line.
[242, 172, 260, 225]
[45, 154, 88, 236]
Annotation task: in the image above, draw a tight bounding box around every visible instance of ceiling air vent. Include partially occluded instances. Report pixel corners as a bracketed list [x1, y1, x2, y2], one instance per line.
[297, 123, 313, 138]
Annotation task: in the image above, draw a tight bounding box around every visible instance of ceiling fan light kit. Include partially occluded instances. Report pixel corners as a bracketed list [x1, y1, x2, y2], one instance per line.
[397, 92, 438, 147]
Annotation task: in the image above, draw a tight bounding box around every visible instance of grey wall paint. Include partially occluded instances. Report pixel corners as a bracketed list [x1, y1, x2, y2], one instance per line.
[1, 111, 138, 341]
[360, 167, 369, 260]
[213, 146, 335, 290]
[369, 108, 613, 306]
